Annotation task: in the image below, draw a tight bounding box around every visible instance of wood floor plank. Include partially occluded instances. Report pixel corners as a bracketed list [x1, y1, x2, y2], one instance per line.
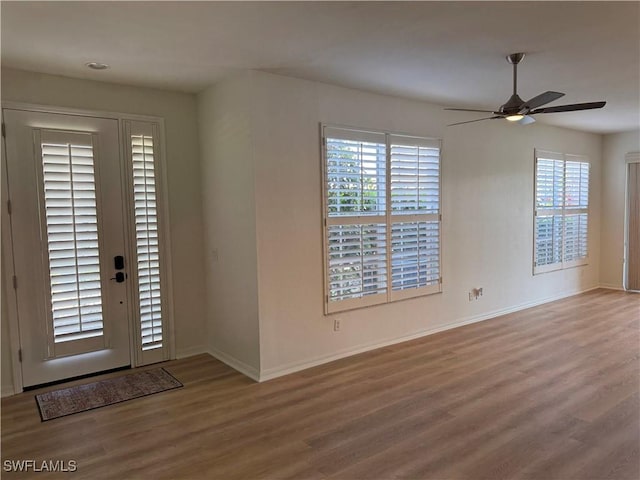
[1, 289, 638, 479]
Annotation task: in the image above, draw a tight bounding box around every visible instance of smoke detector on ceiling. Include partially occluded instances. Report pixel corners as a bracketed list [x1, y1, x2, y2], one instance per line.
[85, 62, 109, 70]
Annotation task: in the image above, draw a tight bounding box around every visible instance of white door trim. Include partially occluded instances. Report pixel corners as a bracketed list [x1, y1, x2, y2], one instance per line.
[1, 130, 24, 396]
[1, 102, 175, 394]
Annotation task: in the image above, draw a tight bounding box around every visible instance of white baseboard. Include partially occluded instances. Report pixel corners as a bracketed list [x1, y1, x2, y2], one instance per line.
[259, 285, 601, 382]
[599, 283, 625, 291]
[175, 345, 208, 359]
[1, 385, 15, 398]
[208, 347, 260, 382]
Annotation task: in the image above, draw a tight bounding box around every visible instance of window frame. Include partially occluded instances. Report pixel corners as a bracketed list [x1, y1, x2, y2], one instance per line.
[321, 124, 442, 314]
[533, 149, 590, 275]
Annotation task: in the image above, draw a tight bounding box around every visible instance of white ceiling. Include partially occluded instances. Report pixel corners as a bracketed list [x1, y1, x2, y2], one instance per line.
[2, 1, 639, 133]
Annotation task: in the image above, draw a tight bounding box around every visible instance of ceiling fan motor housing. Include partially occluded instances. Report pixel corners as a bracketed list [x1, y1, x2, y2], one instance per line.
[500, 93, 525, 114]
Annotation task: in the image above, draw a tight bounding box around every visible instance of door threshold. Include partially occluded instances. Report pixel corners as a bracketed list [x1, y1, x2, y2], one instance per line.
[24, 365, 132, 391]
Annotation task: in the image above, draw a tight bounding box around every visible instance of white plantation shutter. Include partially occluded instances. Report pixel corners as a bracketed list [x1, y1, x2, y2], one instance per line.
[535, 155, 564, 271]
[534, 150, 589, 274]
[391, 221, 440, 292]
[327, 224, 387, 308]
[38, 131, 105, 357]
[563, 159, 589, 265]
[132, 134, 163, 350]
[563, 213, 588, 262]
[125, 121, 168, 364]
[323, 126, 441, 313]
[389, 137, 440, 214]
[535, 214, 564, 268]
[325, 134, 387, 217]
[324, 128, 387, 312]
[389, 136, 441, 299]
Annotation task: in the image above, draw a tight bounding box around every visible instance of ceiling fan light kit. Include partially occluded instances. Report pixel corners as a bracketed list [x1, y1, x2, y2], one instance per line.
[446, 52, 606, 126]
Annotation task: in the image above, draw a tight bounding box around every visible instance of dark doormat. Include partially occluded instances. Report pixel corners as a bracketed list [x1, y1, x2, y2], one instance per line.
[35, 368, 182, 421]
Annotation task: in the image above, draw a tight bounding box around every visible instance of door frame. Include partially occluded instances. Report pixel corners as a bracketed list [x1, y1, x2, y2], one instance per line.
[1, 102, 175, 394]
[623, 151, 640, 292]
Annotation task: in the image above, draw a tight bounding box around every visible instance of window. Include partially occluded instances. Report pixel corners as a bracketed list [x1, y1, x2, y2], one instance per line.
[124, 120, 167, 365]
[322, 126, 441, 313]
[534, 149, 589, 274]
[39, 131, 104, 357]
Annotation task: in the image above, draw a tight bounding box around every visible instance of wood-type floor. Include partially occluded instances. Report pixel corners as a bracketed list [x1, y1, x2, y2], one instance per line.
[2, 289, 639, 479]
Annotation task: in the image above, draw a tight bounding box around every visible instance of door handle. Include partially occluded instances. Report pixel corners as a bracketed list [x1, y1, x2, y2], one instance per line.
[110, 272, 126, 283]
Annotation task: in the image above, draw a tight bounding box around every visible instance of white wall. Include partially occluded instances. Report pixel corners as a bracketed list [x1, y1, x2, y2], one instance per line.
[600, 130, 640, 288]
[248, 71, 603, 378]
[1, 66, 610, 388]
[1, 68, 207, 390]
[197, 74, 261, 378]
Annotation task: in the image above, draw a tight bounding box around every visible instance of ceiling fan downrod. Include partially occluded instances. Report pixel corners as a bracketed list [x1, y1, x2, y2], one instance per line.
[507, 52, 525, 96]
[501, 53, 526, 114]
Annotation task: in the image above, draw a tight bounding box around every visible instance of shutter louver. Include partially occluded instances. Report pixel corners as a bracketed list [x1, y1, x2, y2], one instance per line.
[131, 134, 163, 351]
[41, 140, 104, 344]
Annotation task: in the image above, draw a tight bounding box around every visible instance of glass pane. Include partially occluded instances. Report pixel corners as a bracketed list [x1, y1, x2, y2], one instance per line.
[131, 134, 163, 351]
[42, 141, 103, 343]
[535, 214, 563, 267]
[327, 224, 387, 301]
[391, 221, 440, 290]
[565, 161, 589, 209]
[536, 158, 564, 209]
[326, 138, 386, 217]
[564, 213, 588, 262]
[391, 144, 439, 214]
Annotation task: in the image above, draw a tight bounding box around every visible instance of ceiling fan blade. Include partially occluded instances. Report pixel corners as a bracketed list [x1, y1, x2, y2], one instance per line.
[531, 101, 606, 114]
[518, 115, 536, 125]
[445, 108, 498, 113]
[447, 116, 501, 126]
[520, 91, 565, 112]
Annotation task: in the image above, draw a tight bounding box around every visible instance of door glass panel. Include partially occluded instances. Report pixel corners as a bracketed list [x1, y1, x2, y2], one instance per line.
[41, 136, 104, 344]
[131, 134, 163, 351]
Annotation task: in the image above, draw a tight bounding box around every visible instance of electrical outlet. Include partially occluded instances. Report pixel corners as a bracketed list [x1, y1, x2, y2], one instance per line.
[334, 318, 341, 331]
[469, 291, 475, 302]
[478, 287, 484, 297]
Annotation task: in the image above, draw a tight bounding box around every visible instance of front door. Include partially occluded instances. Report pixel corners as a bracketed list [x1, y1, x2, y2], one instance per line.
[3, 109, 131, 387]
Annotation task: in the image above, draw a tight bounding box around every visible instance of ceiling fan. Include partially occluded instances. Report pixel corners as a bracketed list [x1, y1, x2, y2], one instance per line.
[445, 53, 606, 126]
